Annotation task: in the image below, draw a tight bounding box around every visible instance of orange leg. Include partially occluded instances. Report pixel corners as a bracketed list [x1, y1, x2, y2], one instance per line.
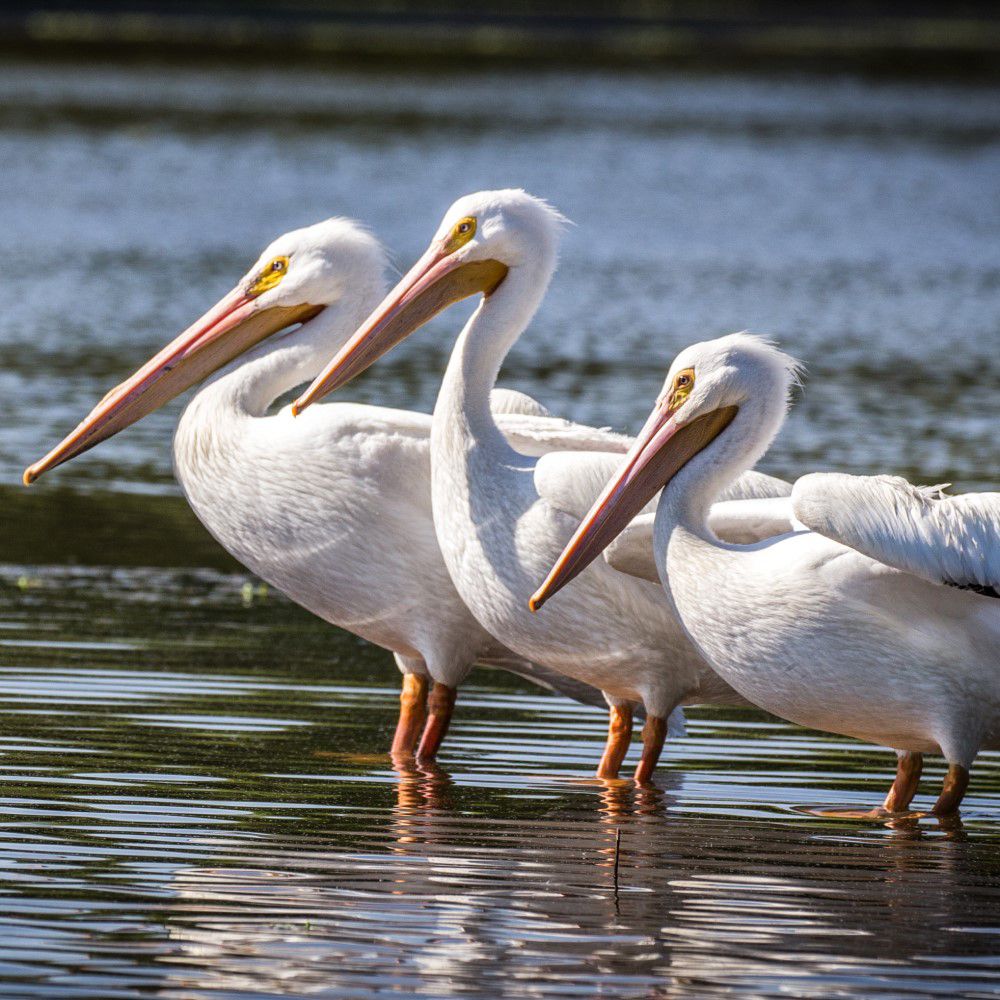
[932, 763, 970, 815]
[596, 704, 634, 779]
[416, 682, 458, 760]
[882, 752, 923, 813]
[390, 673, 428, 758]
[633, 715, 668, 784]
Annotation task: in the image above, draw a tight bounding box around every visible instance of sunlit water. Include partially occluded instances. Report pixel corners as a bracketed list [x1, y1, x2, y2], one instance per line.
[1, 56, 999, 998]
[1, 567, 999, 998]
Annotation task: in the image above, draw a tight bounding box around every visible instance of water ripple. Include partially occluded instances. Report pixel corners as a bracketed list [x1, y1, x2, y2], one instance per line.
[0, 565, 995, 997]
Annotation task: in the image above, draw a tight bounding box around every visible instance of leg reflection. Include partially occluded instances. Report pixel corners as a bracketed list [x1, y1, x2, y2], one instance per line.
[391, 755, 455, 849]
[595, 778, 669, 897]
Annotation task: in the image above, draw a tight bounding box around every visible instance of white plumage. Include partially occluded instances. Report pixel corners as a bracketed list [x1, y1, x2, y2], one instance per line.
[535, 331, 999, 814]
[294, 192, 791, 781]
[792, 473, 1000, 596]
[26, 217, 650, 757]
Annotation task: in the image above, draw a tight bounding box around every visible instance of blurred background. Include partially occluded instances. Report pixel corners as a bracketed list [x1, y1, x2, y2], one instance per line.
[0, 5, 999, 997]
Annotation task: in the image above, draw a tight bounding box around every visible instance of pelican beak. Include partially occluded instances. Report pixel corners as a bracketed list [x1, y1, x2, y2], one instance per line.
[292, 244, 507, 414]
[23, 289, 323, 484]
[529, 402, 738, 611]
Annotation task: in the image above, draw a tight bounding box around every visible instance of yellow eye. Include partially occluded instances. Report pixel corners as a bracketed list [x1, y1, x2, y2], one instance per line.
[668, 368, 695, 411]
[444, 216, 477, 253]
[249, 255, 290, 296]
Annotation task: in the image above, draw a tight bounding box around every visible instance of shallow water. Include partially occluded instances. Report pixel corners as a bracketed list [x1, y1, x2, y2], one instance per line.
[3, 59, 1000, 494]
[1, 566, 999, 998]
[1, 56, 999, 998]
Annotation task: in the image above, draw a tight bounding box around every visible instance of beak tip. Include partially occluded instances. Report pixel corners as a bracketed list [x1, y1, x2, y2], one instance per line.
[22, 467, 37, 487]
[528, 592, 544, 613]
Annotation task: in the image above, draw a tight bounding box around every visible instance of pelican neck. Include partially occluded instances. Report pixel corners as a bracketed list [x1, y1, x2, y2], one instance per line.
[432, 259, 554, 454]
[655, 394, 787, 553]
[194, 293, 382, 421]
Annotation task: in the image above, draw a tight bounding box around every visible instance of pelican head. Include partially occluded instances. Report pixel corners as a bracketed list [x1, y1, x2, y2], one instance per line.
[530, 333, 801, 610]
[292, 189, 567, 412]
[24, 218, 386, 484]
[239, 217, 387, 315]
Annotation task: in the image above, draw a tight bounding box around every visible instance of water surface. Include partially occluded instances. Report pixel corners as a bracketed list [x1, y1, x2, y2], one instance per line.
[3, 58, 999, 493]
[1, 57, 999, 998]
[1, 566, 999, 998]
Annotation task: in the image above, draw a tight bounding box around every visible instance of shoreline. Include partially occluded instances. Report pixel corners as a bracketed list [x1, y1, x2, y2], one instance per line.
[4, 5, 1000, 77]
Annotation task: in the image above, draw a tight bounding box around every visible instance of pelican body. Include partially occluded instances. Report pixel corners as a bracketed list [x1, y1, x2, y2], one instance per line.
[294, 191, 790, 781]
[533, 333, 1000, 814]
[25, 218, 621, 758]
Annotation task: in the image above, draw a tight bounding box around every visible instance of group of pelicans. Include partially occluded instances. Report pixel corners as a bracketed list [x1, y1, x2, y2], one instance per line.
[26, 189, 999, 819]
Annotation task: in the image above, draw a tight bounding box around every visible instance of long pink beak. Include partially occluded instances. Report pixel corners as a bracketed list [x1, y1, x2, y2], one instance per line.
[530, 402, 738, 611]
[292, 244, 507, 414]
[24, 288, 321, 484]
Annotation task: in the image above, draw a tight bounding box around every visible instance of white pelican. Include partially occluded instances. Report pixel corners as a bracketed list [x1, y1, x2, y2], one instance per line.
[23, 217, 637, 758]
[532, 332, 1000, 815]
[293, 190, 791, 782]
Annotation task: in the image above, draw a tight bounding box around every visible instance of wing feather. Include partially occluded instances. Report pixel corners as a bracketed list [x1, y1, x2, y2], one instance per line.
[489, 387, 551, 418]
[534, 447, 793, 581]
[497, 413, 631, 458]
[602, 513, 660, 583]
[704, 496, 804, 544]
[792, 473, 1000, 594]
[534, 450, 647, 520]
[604, 493, 799, 582]
[717, 469, 792, 502]
[536, 447, 791, 524]
[490, 387, 632, 457]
